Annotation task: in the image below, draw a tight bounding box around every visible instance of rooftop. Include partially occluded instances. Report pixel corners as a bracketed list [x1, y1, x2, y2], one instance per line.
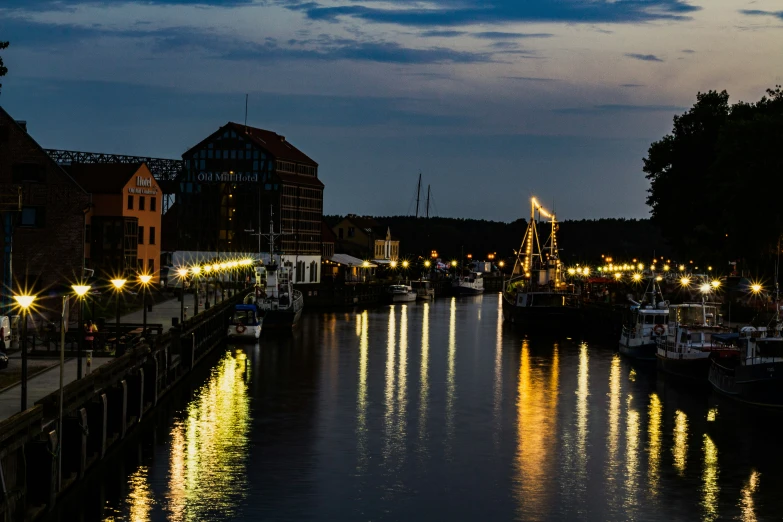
[64, 163, 147, 194]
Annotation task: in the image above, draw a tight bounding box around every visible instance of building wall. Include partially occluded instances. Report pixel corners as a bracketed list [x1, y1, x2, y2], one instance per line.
[373, 240, 400, 261]
[333, 218, 372, 254]
[0, 111, 90, 297]
[122, 166, 162, 281]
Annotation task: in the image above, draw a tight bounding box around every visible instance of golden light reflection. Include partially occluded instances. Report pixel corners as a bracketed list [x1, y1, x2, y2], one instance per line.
[740, 470, 761, 522]
[606, 355, 622, 496]
[165, 351, 250, 521]
[702, 434, 720, 521]
[385, 305, 397, 444]
[707, 407, 718, 422]
[493, 294, 503, 446]
[647, 393, 662, 497]
[398, 304, 408, 431]
[127, 465, 153, 522]
[419, 302, 430, 445]
[446, 298, 457, 451]
[356, 310, 369, 471]
[625, 394, 640, 512]
[514, 340, 560, 519]
[355, 314, 362, 337]
[628, 368, 637, 382]
[576, 343, 589, 475]
[673, 410, 688, 476]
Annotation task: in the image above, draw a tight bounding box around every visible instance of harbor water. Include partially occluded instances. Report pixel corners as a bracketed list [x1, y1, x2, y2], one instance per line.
[50, 294, 783, 521]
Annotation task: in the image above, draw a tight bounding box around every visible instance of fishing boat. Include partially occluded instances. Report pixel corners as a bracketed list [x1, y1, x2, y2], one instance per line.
[656, 302, 737, 379]
[387, 284, 417, 303]
[502, 197, 579, 327]
[410, 280, 435, 300]
[619, 277, 669, 360]
[452, 269, 484, 296]
[251, 207, 304, 330]
[227, 303, 262, 341]
[709, 325, 783, 406]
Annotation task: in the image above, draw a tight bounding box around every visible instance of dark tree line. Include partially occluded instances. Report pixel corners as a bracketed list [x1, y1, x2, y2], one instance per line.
[0, 39, 8, 95]
[644, 87, 783, 273]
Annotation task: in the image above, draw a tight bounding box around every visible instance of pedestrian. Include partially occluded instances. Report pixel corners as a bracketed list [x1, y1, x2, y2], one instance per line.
[84, 320, 97, 351]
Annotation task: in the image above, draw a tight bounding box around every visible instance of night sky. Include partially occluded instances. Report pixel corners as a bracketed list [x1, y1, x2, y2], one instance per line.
[0, 0, 780, 220]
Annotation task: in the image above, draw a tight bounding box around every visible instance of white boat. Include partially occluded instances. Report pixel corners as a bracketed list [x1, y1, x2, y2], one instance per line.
[227, 303, 262, 341]
[452, 271, 484, 296]
[656, 302, 737, 379]
[388, 284, 417, 303]
[411, 280, 435, 300]
[619, 278, 669, 360]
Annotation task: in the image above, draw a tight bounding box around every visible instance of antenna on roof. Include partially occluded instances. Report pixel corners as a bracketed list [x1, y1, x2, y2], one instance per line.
[244, 94, 249, 133]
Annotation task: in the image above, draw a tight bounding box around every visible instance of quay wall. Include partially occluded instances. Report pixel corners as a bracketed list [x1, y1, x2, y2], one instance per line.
[0, 290, 249, 522]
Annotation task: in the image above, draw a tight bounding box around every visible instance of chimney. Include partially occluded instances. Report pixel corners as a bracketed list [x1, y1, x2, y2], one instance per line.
[15, 120, 27, 132]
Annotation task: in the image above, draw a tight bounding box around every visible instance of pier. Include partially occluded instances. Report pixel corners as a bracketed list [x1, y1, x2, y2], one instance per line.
[0, 290, 248, 522]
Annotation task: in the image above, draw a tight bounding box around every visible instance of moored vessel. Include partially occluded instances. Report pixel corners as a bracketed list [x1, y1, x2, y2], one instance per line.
[227, 303, 262, 341]
[387, 284, 418, 303]
[452, 269, 484, 296]
[619, 277, 669, 360]
[410, 280, 435, 300]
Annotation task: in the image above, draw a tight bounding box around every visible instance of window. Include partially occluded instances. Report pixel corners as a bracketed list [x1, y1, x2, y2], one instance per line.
[12, 164, 45, 183]
[149, 227, 156, 245]
[127, 195, 134, 210]
[139, 196, 145, 211]
[348, 227, 355, 237]
[19, 207, 45, 227]
[148, 259, 155, 274]
[151, 197, 157, 212]
[138, 226, 145, 244]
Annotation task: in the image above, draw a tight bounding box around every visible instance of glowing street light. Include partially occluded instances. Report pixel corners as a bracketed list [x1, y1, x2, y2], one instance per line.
[680, 277, 691, 287]
[13, 294, 36, 410]
[751, 283, 763, 294]
[402, 260, 409, 268]
[568, 268, 576, 276]
[711, 280, 721, 288]
[700, 283, 711, 294]
[499, 261, 505, 268]
[110, 278, 127, 353]
[632, 273, 642, 282]
[390, 260, 398, 269]
[451, 260, 458, 267]
[138, 273, 153, 335]
[424, 260, 431, 268]
[72, 284, 92, 379]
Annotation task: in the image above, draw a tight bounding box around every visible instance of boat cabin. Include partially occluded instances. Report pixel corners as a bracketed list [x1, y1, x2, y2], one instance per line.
[663, 303, 731, 353]
[231, 304, 261, 327]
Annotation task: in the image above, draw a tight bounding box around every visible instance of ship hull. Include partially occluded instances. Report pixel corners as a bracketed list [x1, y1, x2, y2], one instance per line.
[656, 354, 711, 380]
[619, 341, 657, 361]
[709, 360, 783, 407]
[452, 285, 484, 296]
[501, 292, 580, 330]
[261, 307, 303, 330]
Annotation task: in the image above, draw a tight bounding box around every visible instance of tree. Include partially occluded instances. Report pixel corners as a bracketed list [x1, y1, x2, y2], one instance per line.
[644, 87, 783, 272]
[0, 40, 8, 95]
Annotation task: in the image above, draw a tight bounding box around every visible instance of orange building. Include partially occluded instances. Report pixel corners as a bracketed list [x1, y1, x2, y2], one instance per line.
[65, 163, 162, 283]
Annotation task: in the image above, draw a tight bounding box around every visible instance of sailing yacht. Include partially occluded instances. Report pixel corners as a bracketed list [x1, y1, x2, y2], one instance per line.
[501, 197, 579, 327]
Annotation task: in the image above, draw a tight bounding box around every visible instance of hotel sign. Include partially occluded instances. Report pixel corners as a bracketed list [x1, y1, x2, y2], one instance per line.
[128, 176, 158, 195]
[196, 172, 258, 183]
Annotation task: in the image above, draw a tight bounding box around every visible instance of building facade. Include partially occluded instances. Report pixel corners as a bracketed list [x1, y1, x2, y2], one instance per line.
[0, 107, 90, 301]
[176, 123, 324, 284]
[66, 163, 162, 283]
[333, 215, 400, 263]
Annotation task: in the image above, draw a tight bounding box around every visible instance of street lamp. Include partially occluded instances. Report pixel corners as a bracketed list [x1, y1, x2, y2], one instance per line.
[110, 278, 126, 353]
[72, 284, 91, 379]
[177, 267, 188, 323]
[138, 274, 152, 337]
[191, 265, 201, 315]
[12, 294, 35, 411]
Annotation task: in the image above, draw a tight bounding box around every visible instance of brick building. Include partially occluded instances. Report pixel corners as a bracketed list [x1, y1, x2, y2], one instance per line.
[0, 106, 90, 302]
[332, 215, 400, 263]
[65, 163, 162, 283]
[176, 122, 324, 284]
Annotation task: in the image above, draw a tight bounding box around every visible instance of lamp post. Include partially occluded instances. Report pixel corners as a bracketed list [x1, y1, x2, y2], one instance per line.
[110, 278, 126, 353]
[12, 294, 35, 411]
[138, 274, 152, 336]
[203, 265, 212, 309]
[177, 267, 188, 323]
[72, 285, 91, 379]
[191, 265, 201, 315]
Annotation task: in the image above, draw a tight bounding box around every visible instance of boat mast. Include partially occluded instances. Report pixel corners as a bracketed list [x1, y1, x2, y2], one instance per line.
[426, 185, 430, 219]
[415, 172, 422, 218]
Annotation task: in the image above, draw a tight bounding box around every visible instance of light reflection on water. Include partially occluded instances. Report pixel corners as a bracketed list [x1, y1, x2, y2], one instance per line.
[75, 295, 783, 522]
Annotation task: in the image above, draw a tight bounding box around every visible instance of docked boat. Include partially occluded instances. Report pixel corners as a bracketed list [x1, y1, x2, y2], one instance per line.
[502, 197, 579, 327]
[619, 278, 669, 360]
[411, 280, 435, 300]
[227, 303, 262, 341]
[452, 269, 484, 296]
[656, 302, 737, 379]
[387, 284, 417, 303]
[709, 324, 783, 406]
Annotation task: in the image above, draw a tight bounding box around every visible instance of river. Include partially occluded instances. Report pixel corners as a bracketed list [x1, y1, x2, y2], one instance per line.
[49, 294, 783, 521]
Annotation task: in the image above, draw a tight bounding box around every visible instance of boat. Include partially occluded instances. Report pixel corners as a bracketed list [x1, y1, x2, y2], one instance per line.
[619, 277, 669, 360]
[502, 197, 580, 328]
[410, 280, 435, 300]
[656, 302, 737, 379]
[227, 303, 262, 341]
[452, 268, 484, 296]
[387, 284, 417, 303]
[251, 207, 304, 330]
[709, 325, 783, 406]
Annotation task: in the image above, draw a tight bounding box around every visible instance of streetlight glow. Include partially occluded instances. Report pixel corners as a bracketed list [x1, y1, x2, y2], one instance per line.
[111, 278, 127, 290]
[177, 267, 188, 278]
[424, 260, 431, 268]
[390, 260, 398, 268]
[191, 265, 201, 275]
[751, 283, 763, 294]
[72, 285, 91, 297]
[138, 274, 153, 285]
[700, 283, 711, 293]
[13, 295, 35, 310]
[711, 280, 721, 288]
[680, 277, 691, 287]
[402, 260, 409, 268]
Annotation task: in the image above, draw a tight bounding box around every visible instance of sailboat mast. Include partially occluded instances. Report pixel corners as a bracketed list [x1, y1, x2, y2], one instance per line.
[426, 185, 430, 219]
[415, 172, 422, 218]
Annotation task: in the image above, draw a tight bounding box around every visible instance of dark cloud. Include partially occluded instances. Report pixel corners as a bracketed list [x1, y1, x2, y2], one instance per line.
[553, 104, 683, 114]
[420, 30, 467, 37]
[681, 49, 696, 53]
[739, 9, 783, 19]
[620, 83, 644, 87]
[0, 0, 256, 8]
[625, 53, 663, 62]
[473, 31, 554, 39]
[503, 76, 559, 82]
[489, 41, 519, 49]
[293, 0, 700, 27]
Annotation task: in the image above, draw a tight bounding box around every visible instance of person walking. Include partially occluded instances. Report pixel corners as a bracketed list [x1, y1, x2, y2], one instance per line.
[84, 320, 98, 351]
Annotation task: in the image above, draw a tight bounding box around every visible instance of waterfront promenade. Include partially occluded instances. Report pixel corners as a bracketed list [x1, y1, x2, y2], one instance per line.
[0, 290, 231, 423]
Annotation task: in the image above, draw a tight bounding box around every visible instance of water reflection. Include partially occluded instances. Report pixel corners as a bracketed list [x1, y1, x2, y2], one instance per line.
[493, 294, 503, 446]
[739, 470, 761, 522]
[127, 466, 152, 522]
[647, 393, 663, 497]
[357, 310, 369, 471]
[624, 395, 640, 512]
[514, 340, 559, 520]
[164, 350, 250, 521]
[446, 298, 457, 453]
[384, 306, 397, 461]
[398, 305, 408, 428]
[701, 434, 719, 521]
[673, 410, 688, 476]
[576, 343, 589, 475]
[419, 302, 430, 446]
[606, 355, 622, 500]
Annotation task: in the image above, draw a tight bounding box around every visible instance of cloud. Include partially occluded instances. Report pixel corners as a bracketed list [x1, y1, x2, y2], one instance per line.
[681, 49, 696, 53]
[292, 0, 700, 27]
[489, 41, 519, 49]
[420, 30, 466, 37]
[620, 83, 644, 88]
[739, 9, 783, 19]
[473, 32, 554, 39]
[625, 53, 663, 62]
[503, 76, 559, 82]
[553, 104, 684, 114]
